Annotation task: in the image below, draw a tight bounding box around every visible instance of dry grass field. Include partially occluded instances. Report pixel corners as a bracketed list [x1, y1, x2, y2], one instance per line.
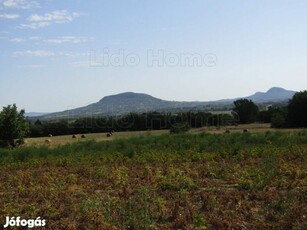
[24, 130, 169, 147]
[24, 123, 303, 147]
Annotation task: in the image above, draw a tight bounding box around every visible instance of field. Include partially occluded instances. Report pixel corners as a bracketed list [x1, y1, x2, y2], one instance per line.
[23, 123, 302, 147]
[0, 127, 306, 229]
[23, 130, 169, 147]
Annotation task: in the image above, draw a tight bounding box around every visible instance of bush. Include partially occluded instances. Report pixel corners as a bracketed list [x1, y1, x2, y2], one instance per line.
[169, 122, 190, 134]
[271, 113, 286, 128]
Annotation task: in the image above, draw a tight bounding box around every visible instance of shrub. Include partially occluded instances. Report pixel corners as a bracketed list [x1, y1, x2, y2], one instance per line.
[271, 113, 286, 128]
[169, 122, 190, 134]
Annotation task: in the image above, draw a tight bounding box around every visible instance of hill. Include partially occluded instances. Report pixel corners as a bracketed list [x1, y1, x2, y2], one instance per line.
[25, 112, 49, 117]
[246, 87, 295, 102]
[39, 87, 296, 119]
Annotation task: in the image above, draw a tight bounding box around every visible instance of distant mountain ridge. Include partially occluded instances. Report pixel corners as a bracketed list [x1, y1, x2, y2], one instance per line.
[246, 87, 296, 102]
[39, 87, 296, 120]
[26, 112, 49, 117]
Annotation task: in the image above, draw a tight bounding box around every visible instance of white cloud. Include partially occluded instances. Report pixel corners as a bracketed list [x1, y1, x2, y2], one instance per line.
[20, 10, 80, 29]
[13, 50, 55, 57]
[69, 61, 91, 67]
[44, 36, 92, 44]
[58, 51, 88, 58]
[10, 37, 26, 42]
[28, 36, 41, 40]
[29, 10, 79, 22]
[7, 36, 91, 44]
[20, 21, 50, 29]
[0, 13, 20, 19]
[13, 50, 88, 58]
[1, 0, 40, 9]
[70, 59, 110, 68]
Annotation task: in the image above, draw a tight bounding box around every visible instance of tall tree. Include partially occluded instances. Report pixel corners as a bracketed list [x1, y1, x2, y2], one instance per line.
[287, 91, 307, 127]
[233, 99, 259, 124]
[0, 104, 29, 147]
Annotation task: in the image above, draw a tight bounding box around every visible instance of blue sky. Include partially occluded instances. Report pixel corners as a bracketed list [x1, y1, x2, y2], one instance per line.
[0, 0, 306, 112]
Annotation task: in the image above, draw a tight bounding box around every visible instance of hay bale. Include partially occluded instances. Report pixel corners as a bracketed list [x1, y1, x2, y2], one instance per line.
[48, 134, 53, 137]
[106, 133, 111, 137]
[243, 129, 248, 133]
[72, 135, 77, 138]
[45, 139, 52, 144]
[81, 134, 86, 138]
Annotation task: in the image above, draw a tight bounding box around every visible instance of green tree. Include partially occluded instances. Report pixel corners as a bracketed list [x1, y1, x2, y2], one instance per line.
[271, 113, 286, 128]
[233, 99, 259, 124]
[287, 91, 307, 127]
[0, 104, 29, 147]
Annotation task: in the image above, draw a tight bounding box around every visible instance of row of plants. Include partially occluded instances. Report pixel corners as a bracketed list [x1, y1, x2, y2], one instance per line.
[0, 130, 306, 164]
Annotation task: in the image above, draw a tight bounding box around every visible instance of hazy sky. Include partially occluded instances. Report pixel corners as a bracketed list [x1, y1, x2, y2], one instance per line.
[0, 0, 306, 112]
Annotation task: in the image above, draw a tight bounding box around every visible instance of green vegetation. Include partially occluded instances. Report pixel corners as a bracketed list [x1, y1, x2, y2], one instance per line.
[28, 112, 234, 137]
[257, 92, 307, 129]
[169, 122, 190, 134]
[0, 104, 29, 147]
[0, 131, 306, 229]
[287, 90, 307, 127]
[233, 99, 259, 124]
[271, 112, 286, 128]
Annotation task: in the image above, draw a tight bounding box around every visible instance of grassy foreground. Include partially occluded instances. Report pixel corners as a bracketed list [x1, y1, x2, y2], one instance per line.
[0, 131, 306, 229]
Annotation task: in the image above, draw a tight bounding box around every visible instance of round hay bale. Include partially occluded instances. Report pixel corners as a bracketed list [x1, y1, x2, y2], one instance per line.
[106, 133, 111, 137]
[243, 129, 248, 133]
[72, 135, 77, 138]
[81, 134, 86, 138]
[48, 134, 53, 137]
[45, 139, 52, 144]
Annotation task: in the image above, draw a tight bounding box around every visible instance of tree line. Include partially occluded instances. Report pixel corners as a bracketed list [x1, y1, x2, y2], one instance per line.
[234, 90, 307, 128]
[28, 112, 235, 137]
